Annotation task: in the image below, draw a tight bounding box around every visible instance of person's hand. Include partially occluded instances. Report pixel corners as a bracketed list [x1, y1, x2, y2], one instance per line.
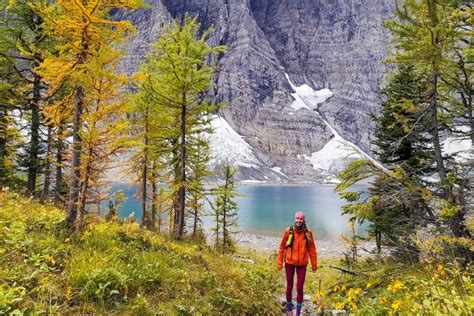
[311, 268, 317, 273]
[277, 265, 282, 271]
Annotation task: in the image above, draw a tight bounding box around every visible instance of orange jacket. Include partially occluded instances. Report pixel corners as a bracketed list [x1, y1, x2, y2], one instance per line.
[277, 226, 317, 269]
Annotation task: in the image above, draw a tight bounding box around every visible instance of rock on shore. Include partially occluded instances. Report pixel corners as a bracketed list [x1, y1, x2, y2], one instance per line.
[234, 232, 375, 258]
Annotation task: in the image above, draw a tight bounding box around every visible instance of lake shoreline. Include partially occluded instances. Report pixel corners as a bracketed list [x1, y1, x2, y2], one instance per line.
[223, 231, 376, 258]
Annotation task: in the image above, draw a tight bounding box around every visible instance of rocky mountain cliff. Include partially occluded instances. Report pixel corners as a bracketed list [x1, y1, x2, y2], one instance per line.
[117, 0, 394, 183]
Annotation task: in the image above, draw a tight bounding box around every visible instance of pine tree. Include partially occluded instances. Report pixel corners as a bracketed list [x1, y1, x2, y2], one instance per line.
[337, 0, 473, 259]
[0, 0, 66, 196]
[374, 65, 433, 175]
[0, 67, 21, 188]
[33, 0, 141, 230]
[188, 136, 213, 238]
[211, 163, 239, 253]
[134, 15, 225, 239]
[386, 0, 472, 240]
[127, 86, 166, 228]
[106, 189, 126, 221]
[385, 0, 465, 197]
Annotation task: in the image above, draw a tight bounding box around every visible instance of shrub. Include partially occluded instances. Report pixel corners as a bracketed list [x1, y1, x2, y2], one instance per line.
[0, 283, 25, 314]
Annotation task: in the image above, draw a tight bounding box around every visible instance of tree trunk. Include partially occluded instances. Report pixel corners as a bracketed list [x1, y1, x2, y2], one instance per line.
[172, 140, 179, 236]
[375, 229, 381, 254]
[151, 168, 157, 230]
[66, 85, 84, 231]
[176, 96, 187, 239]
[79, 146, 93, 228]
[27, 71, 41, 196]
[429, 72, 448, 196]
[215, 212, 220, 248]
[141, 109, 148, 228]
[79, 175, 88, 228]
[456, 42, 473, 144]
[467, 91, 473, 144]
[150, 181, 157, 229]
[54, 126, 64, 206]
[192, 195, 198, 236]
[0, 108, 7, 184]
[66, 34, 88, 230]
[40, 125, 53, 202]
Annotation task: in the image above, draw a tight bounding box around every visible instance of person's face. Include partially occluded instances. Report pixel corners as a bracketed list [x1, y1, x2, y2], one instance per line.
[295, 215, 304, 226]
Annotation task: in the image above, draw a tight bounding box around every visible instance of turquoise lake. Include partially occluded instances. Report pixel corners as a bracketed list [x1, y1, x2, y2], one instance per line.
[110, 183, 367, 241]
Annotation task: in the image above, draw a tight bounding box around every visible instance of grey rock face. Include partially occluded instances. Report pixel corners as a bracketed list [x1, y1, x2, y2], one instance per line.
[249, 0, 393, 151]
[118, 0, 393, 182]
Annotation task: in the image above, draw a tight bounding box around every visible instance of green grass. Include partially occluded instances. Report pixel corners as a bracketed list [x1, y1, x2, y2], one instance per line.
[0, 192, 282, 314]
[2, 191, 472, 315]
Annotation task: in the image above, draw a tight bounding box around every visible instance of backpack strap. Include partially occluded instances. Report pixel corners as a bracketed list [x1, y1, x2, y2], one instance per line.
[286, 225, 311, 248]
[285, 226, 294, 248]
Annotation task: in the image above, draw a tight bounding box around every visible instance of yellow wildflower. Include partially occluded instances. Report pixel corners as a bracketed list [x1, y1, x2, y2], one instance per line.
[366, 282, 373, 289]
[349, 301, 357, 311]
[64, 238, 70, 243]
[394, 280, 405, 290]
[388, 280, 405, 293]
[379, 296, 387, 304]
[36, 276, 49, 291]
[44, 254, 55, 265]
[335, 302, 344, 310]
[65, 287, 73, 301]
[391, 300, 401, 310]
[436, 264, 446, 278]
[347, 287, 361, 301]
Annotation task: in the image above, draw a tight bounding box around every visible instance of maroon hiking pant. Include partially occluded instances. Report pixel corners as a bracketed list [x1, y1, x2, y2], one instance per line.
[285, 263, 307, 304]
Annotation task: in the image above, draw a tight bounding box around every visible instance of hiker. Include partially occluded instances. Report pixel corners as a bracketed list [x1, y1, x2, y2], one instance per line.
[277, 211, 317, 316]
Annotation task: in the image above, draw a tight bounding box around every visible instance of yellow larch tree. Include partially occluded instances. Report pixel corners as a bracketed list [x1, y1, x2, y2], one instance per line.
[78, 45, 131, 226]
[33, 0, 141, 230]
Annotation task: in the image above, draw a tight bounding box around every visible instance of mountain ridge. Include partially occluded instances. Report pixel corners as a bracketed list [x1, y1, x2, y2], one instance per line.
[117, 0, 394, 182]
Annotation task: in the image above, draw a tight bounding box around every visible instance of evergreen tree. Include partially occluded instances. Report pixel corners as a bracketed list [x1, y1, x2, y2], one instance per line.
[106, 189, 126, 221]
[0, 67, 21, 188]
[211, 163, 239, 253]
[337, 0, 472, 259]
[385, 0, 466, 197]
[127, 83, 169, 228]
[134, 15, 225, 239]
[374, 65, 433, 175]
[0, 0, 50, 193]
[188, 136, 213, 238]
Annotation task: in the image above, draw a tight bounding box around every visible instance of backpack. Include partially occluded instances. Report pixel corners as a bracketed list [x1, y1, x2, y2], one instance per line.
[285, 225, 311, 248]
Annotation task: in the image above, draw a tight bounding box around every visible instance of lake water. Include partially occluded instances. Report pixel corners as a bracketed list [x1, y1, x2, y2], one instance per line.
[108, 183, 367, 242]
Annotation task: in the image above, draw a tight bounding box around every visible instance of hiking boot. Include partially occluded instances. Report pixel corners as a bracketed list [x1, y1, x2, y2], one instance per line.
[295, 303, 302, 316]
[286, 301, 294, 316]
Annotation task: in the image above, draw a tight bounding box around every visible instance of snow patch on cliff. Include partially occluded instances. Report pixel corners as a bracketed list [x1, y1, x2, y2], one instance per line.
[286, 74, 389, 176]
[286, 74, 333, 111]
[209, 115, 260, 169]
[305, 139, 361, 173]
[271, 167, 289, 179]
